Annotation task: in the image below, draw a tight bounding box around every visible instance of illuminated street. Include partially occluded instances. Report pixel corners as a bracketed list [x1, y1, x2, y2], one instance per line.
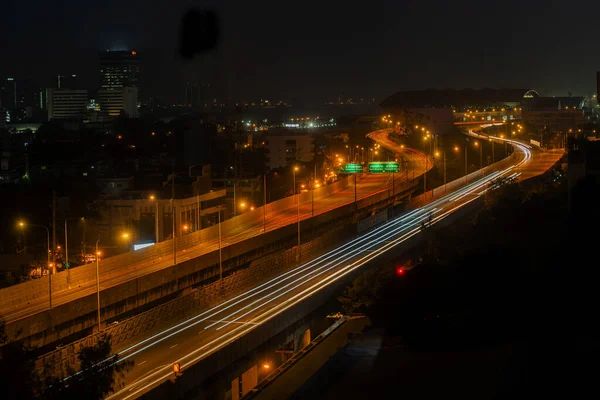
[101, 137, 560, 399]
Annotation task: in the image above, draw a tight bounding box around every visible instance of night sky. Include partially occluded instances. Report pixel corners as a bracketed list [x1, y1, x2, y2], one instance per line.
[2, 0, 599, 104]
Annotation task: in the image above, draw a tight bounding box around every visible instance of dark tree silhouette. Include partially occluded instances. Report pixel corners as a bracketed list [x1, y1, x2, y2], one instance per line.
[44, 334, 133, 400]
[0, 316, 41, 399]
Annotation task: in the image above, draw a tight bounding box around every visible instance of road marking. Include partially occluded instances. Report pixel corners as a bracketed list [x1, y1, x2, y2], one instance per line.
[169, 344, 178, 349]
[206, 319, 259, 326]
[138, 361, 147, 366]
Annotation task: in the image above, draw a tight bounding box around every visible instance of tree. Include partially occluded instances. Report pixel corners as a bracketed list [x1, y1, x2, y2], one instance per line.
[338, 268, 387, 314]
[44, 334, 133, 400]
[0, 316, 41, 399]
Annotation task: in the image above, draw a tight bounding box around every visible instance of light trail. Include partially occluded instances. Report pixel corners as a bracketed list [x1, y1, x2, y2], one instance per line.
[106, 140, 533, 400]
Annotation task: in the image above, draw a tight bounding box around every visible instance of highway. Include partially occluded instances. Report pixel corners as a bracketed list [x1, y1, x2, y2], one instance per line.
[366, 129, 432, 180]
[1, 145, 429, 324]
[466, 126, 564, 181]
[95, 136, 558, 399]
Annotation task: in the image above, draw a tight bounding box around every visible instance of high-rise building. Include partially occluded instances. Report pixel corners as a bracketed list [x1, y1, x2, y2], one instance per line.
[99, 50, 140, 90]
[46, 88, 88, 120]
[57, 74, 78, 89]
[97, 87, 138, 118]
[99, 51, 140, 118]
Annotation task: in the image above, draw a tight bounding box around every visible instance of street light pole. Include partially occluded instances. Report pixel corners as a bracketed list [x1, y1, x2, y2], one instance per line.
[443, 151, 447, 192]
[312, 164, 316, 217]
[218, 209, 222, 281]
[424, 156, 427, 193]
[172, 200, 176, 266]
[95, 239, 101, 332]
[465, 146, 468, 184]
[21, 223, 51, 308]
[479, 142, 483, 177]
[293, 167, 300, 248]
[155, 201, 159, 244]
[263, 174, 267, 233]
[171, 171, 177, 266]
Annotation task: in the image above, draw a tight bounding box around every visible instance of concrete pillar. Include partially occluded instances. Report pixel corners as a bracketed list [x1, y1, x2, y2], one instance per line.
[301, 328, 311, 348]
[241, 365, 257, 397]
[293, 328, 311, 351]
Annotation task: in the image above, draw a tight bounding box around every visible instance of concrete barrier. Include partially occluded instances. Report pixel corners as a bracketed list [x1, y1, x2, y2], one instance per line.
[0, 175, 355, 317]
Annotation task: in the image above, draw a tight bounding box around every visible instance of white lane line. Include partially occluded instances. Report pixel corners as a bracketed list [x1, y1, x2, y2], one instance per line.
[206, 320, 259, 325]
[169, 344, 178, 349]
[137, 361, 147, 366]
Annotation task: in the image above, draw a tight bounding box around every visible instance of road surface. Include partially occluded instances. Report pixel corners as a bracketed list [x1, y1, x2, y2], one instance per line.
[95, 137, 559, 399]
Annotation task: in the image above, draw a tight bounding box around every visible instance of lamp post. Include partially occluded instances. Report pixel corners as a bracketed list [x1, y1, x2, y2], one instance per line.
[293, 166, 300, 248]
[475, 141, 483, 176]
[423, 135, 429, 193]
[218, 208, 222, 281]
[464, 145, 468, 183]
[95, 239, 101, 332]
[263, 174, 267, 234]
[149, 195, 159, 244]
[19, 221, 51, 309]
[435, 150, 447, 192]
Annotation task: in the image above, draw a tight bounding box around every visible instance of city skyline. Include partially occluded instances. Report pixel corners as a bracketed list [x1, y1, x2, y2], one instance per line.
[2, 0, 600, 105]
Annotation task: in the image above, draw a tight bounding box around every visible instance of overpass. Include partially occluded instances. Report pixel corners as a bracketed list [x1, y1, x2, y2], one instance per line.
[105, 130, 561, 399]
[31, 127, 564, 397]
[0, 142, 431, 348]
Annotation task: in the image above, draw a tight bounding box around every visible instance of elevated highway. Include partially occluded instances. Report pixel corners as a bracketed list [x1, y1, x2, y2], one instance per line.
[35, 126, 564, 399]
[106, 133, 561, 399]
[0, 142, 429, 348]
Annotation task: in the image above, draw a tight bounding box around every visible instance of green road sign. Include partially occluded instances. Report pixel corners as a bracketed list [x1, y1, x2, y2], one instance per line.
[368, 161, 400, 173]
[342, 163, 364, 173]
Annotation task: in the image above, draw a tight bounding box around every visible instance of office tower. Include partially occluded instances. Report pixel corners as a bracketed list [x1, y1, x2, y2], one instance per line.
[99, 50, 140, 90]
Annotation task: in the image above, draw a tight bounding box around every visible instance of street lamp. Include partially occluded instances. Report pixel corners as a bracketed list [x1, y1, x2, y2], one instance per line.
[474, 141, 483, 176]
[18, 221, 52, 309]
[96, 239, 101, 332]
[435, 150, 447, 192]
[149, 194, 159, 244]
[293, 166, 300, 249]
[121, 231, 131, 251]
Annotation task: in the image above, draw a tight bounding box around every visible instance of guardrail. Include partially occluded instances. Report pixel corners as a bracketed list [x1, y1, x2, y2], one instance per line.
[0, 175, 354, 317]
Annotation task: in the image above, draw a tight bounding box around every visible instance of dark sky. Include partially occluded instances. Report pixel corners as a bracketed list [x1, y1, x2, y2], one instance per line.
[2, 0, 599, 104]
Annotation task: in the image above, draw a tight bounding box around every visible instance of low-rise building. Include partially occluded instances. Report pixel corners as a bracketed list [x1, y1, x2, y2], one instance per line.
[265, 133, 314, 170]
[46, 88, 88, 120]
[522, 96, 587, 133]
[97, 86, 138, 118]
[93, 165, 226, 244]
